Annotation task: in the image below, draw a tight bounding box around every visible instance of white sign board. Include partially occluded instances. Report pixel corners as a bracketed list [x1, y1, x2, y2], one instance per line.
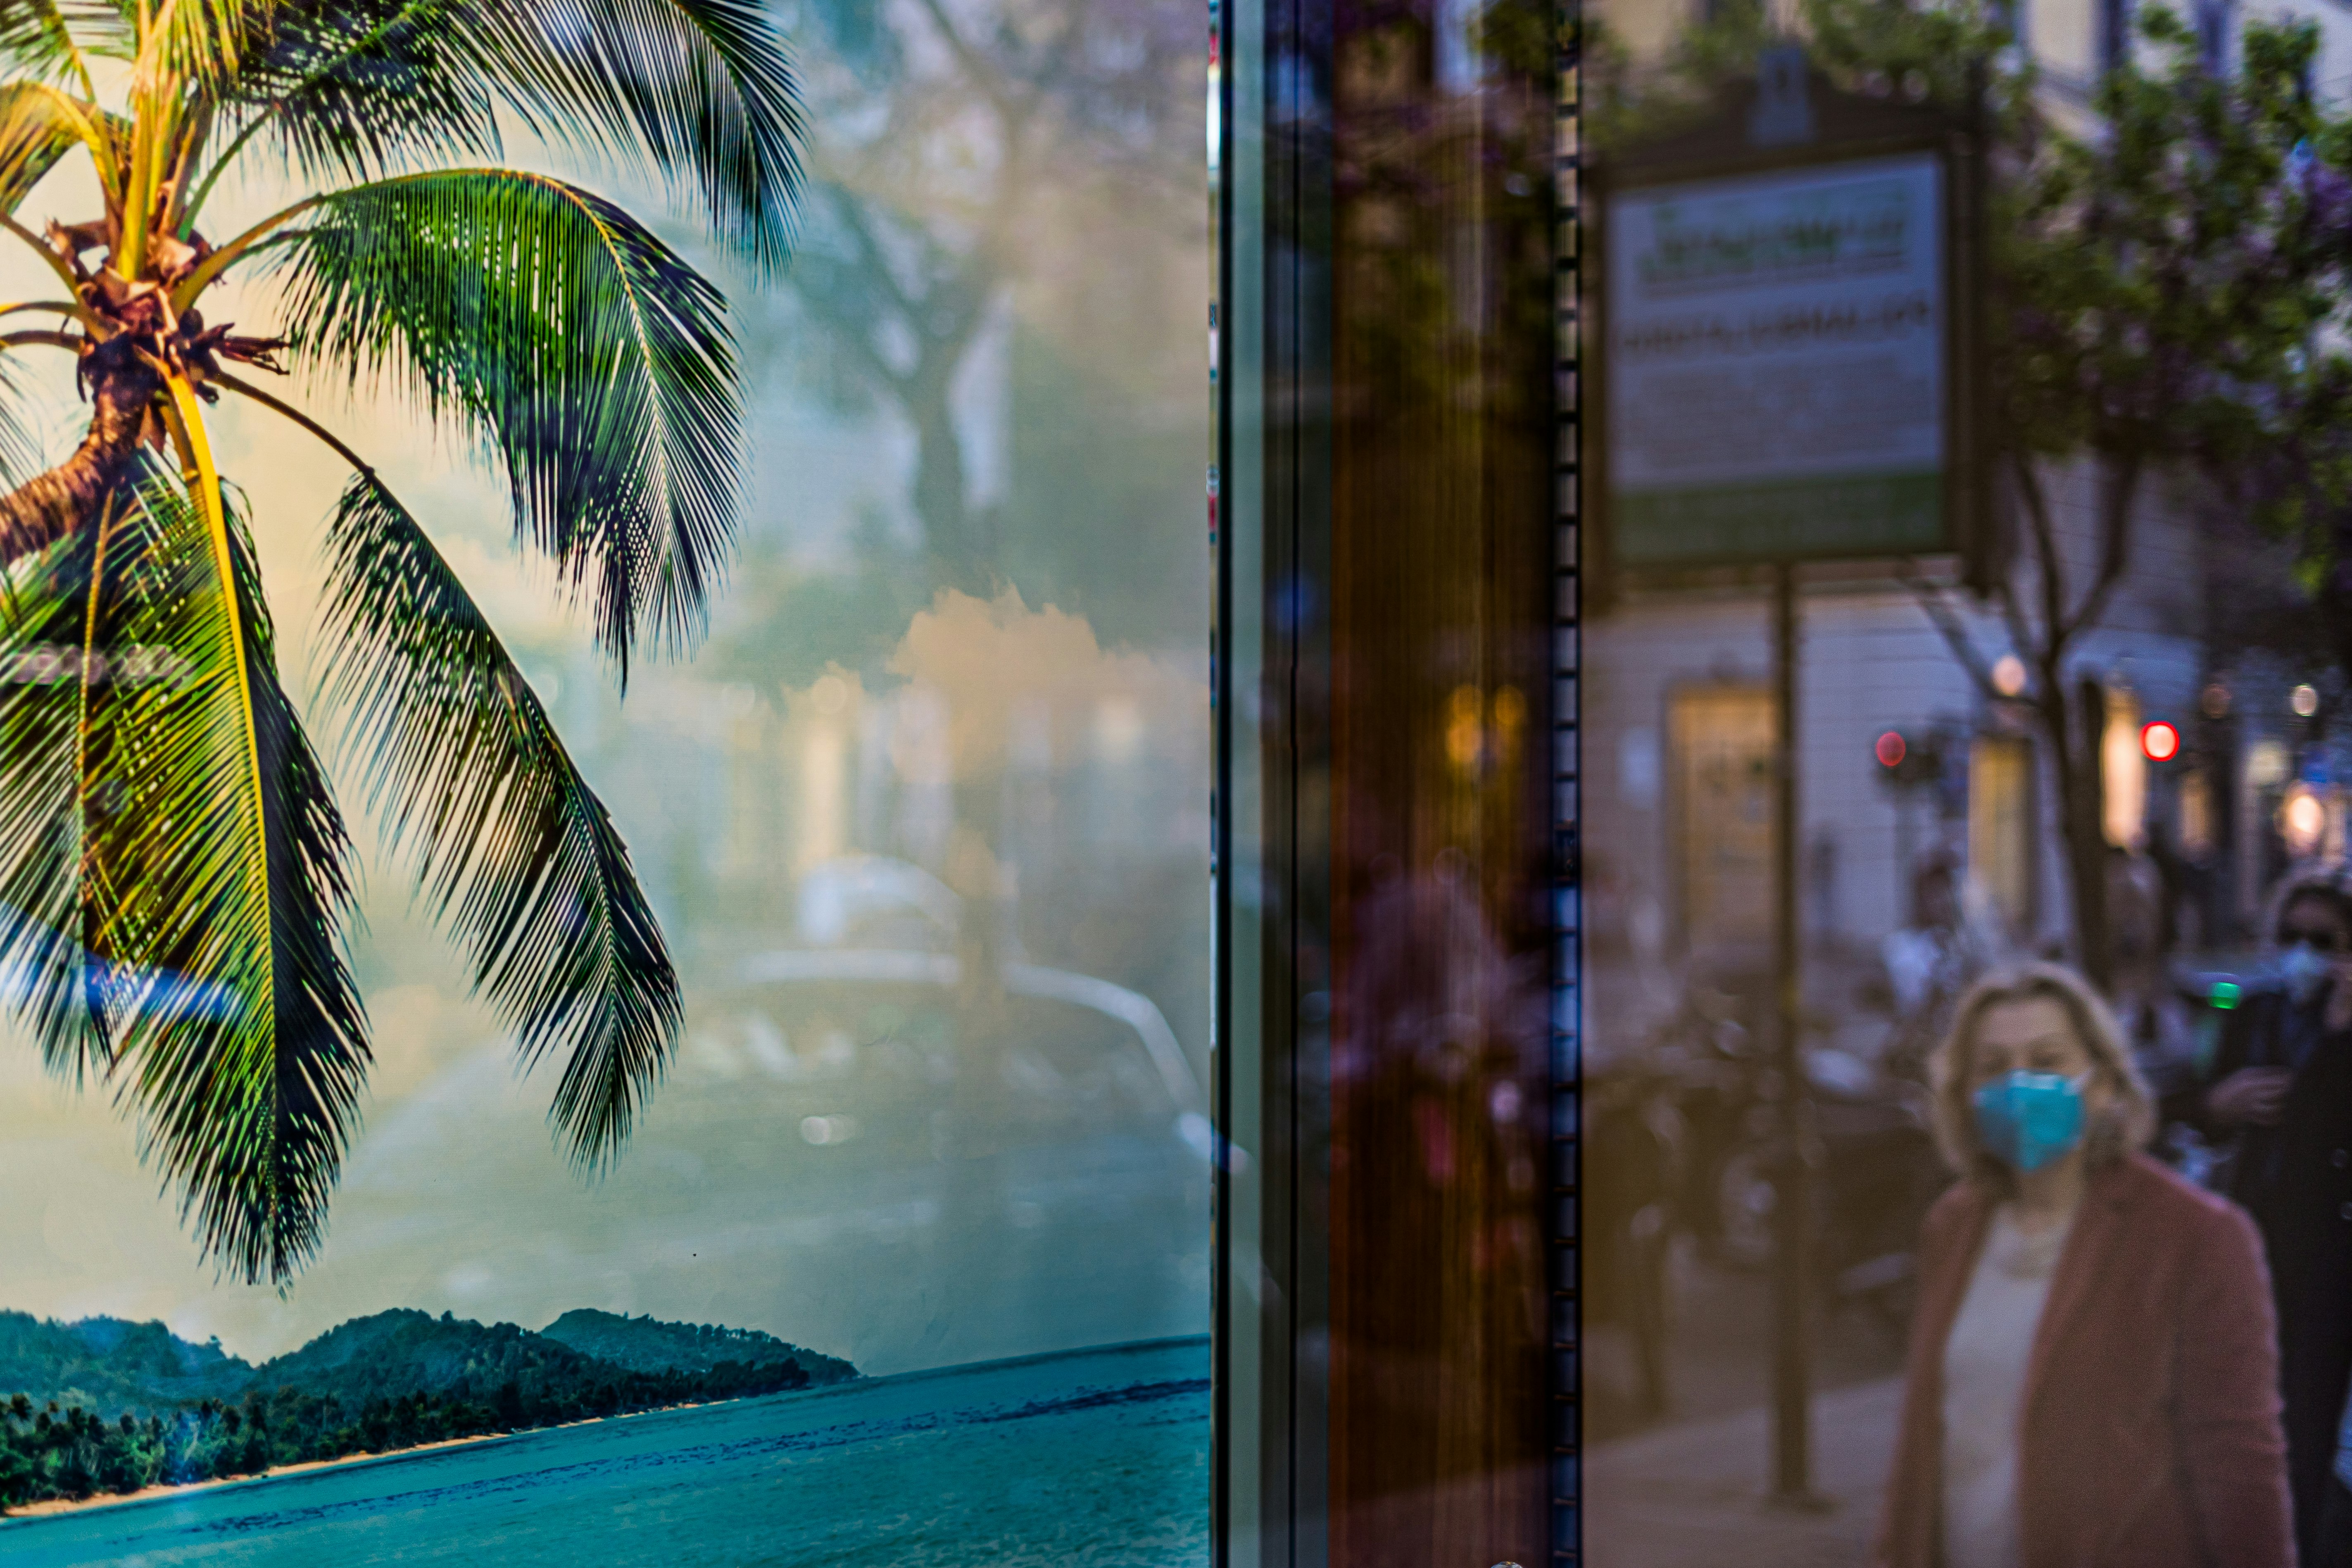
[1606, 153, 1946, 565]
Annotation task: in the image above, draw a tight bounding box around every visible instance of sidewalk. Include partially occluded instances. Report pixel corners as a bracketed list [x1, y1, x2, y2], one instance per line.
[1584, 1376, 1902, 1568]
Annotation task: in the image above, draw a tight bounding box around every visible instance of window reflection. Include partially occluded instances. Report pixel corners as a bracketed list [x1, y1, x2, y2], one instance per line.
[0, 0, 1211, 1556]
[1582, 1, 2352, 1564]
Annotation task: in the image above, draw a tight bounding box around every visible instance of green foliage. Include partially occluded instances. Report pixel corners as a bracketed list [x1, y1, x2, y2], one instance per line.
[538, 1307, 857, 1383]
[278, 169, 741, 676]
[1994, 11, 2352, 503]
[0, 1304, 847, 1511]
[211, 0, 803, 267]
[0, 1313, 251, 1416]
[0, 0, 804, 1282]
[0, 473, 371, 1281]
[317, 473, 678, 1171]
[708, 534, 929, 694]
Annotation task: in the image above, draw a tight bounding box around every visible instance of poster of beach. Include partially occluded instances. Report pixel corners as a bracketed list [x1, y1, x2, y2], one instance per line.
[0, 0, 1210, 1559]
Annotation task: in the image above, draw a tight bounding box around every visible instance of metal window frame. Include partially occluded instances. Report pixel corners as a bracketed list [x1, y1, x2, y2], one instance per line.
[1552, 2, 1585, 1559]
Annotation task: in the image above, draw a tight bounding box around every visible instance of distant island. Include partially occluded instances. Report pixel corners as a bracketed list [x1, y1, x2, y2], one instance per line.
[0, 1307, 856, 1513]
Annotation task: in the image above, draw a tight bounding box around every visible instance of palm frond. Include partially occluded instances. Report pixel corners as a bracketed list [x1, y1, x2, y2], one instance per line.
[151, 0, 252, 87]
[319, 468, 678, 1169]
[0, 80, 112, 209]
[0, 0, 131, 90]
[0, 465, 368, 1283]
[459, 0, 803, 271]
[274, 168, 740, 677]
[212, 0, 801, 268]
[138, 478, 367, 1282]
[0, 343, 51, 487]
[0, 493, 125, 1082]
[212, 0, 498, 193]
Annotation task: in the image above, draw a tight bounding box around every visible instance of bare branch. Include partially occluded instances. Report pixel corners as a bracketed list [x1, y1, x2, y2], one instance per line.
[2059, 453, 2141, 644]
[1994, 581, 2032, 672]
[1908, 575, 2007, 702]
[2013, 449, 2069, 657]
[911, 0, 1015, 114]
[212, 369, 374, 476]
[825, 190, 920, 322]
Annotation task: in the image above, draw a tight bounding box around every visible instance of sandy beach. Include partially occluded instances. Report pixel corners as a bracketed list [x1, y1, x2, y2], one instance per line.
[2, 1426, 523, 1520]
[0, 1395, 750, 1524]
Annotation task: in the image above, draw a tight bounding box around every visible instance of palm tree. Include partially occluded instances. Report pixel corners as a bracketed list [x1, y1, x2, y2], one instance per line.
[0, 0, 800, 1283]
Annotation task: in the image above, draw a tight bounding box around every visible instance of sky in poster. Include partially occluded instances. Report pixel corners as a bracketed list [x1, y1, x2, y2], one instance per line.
[0, 24, 1211, 1381]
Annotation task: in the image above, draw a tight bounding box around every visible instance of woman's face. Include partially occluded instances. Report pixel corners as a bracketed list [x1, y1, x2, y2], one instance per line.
[1969, 996, 2113, 1120]
[2277, 892, 2352, 959]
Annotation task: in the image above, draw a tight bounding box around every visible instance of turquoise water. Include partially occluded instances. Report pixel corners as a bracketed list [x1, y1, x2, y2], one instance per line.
[0, 1339, 1209, 1567]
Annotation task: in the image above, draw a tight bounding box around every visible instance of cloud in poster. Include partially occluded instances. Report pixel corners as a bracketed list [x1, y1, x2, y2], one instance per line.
[882, 586, 1205, 778]
[0, 588, 1208, 1378]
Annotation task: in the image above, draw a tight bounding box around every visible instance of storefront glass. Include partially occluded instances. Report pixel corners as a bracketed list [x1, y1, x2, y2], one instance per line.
[0, 0, 1214, 1559]
[1575, 1, 2352, 1566]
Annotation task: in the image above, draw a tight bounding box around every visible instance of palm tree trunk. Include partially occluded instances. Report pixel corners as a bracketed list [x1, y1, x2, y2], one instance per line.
[0, 345, 161, 566]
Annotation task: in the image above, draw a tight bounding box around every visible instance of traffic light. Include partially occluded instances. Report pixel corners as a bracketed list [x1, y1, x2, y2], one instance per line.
[2140, 719, 2181, 763]
[1874, 728, 1944, 788]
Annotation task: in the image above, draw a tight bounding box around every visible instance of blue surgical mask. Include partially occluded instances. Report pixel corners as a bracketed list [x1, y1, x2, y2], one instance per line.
[1972, 1071, 2090, 1174]
[2279, 943, 2333, 1004]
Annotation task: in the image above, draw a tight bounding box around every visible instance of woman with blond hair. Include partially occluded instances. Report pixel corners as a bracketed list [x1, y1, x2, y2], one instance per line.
[1875, 962, 2294, 1568]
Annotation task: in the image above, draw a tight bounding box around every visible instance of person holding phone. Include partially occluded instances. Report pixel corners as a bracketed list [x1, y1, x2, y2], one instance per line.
[1876, 963, 2293, 1568]
[2190, 868, 2352, 1564]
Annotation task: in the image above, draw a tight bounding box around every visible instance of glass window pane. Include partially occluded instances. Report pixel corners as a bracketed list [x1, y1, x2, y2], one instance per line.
[0, 0, 1212, 1557]
[1581, 4, 2352, 1566]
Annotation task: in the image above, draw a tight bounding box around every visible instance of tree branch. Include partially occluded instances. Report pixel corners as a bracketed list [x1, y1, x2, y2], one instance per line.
[1907, 575, 2007, 702]
[211, 368, 374, 475]
[1995, 573, 2038, 662]
[2013, 448, 2070, 657]
[911, 0, 1015, 114]
[0, 216, 101, 331]
[2060, 452, 2141, 644]
[825, 189, 919, 323]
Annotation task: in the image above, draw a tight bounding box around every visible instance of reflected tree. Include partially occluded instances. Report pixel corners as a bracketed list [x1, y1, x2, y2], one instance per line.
[1603, 0, 2352, 987]
[780, 0, 1198, 592]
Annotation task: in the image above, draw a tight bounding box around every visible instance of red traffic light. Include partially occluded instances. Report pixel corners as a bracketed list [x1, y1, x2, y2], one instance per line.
[2140, 720, 2180, 763]
[1875, 731, 1907, 768]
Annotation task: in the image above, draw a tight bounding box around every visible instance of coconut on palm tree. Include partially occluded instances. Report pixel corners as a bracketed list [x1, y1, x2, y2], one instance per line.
[0, 0, 799, 1283]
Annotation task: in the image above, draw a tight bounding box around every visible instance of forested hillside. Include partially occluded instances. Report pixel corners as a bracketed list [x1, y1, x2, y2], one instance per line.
[0, 1307, 855, 1511]
[539, 1310, 857, 1385]
[0, 1314, 251, 1416]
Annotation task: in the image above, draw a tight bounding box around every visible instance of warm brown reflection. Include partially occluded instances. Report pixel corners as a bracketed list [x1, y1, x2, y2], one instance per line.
[1322, 4, 1558, 1563]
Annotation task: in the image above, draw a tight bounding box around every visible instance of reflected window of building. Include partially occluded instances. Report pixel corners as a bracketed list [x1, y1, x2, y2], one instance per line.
[1968, 734, 2036, 938]
[1671, 685, 1777, 962]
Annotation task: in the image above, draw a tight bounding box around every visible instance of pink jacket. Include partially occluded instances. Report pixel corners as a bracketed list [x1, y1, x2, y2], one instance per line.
[1874, 1155, 2296, 1568]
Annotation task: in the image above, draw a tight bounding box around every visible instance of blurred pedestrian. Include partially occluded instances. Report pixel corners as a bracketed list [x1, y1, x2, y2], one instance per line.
[1878, 854, 2005, 1079]
[2179, 865, 2352, 1564]
[2326, 1387, 2352, 1567]
[1875, 963, 2293, 1568]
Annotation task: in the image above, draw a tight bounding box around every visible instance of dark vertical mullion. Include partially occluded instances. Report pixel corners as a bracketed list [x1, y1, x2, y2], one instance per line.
[1270, 0, 1335, 1552]
[1552, 1, 1585, 1561]
[1211, 0, 1236, 1545]
[1217, 0, 1335, 1556]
